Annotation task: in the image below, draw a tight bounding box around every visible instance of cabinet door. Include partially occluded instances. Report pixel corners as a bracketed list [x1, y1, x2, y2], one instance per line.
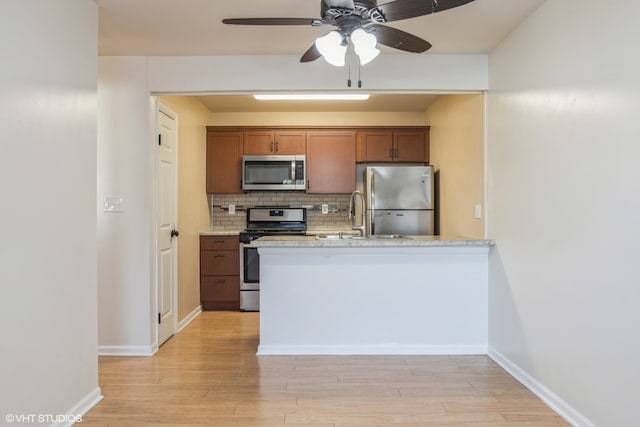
[358, 131, 394, 162]
[200, 235, 238, 251]
[200, 276, 240, 302]
[274, 131, 306, 154]
[393, 131, 426, 162]
[306, 131, 356, 193]
[200, 250, 240, 276]
[206, 131, 243, 193]
[243, 131, 274, 154]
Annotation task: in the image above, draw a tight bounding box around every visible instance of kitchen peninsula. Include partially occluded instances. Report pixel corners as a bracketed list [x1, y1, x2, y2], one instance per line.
[252, 235, 494, 356]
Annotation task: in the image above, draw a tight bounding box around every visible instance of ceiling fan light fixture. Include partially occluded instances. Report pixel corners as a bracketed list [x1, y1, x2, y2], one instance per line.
[351, 28, 380, 65]
[315, 30, 347, 67]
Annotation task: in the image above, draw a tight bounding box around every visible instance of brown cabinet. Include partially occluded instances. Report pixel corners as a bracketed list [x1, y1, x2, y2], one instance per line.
[243, 130, 306, 155]
[200, 235, 240, 311]
[306, 130, 356, 193]
[206, 131, 243, 193]
[206, 126, 430, 194]
[357, 129, 429, 163]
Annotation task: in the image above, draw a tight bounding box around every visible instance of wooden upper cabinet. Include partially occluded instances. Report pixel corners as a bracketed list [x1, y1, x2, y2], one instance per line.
[244, 130, 306, 155]
[206, 131, 243, 193]
[394, 131, 427, 162]
[357, 131, 394, 161]
[357, 129, 429, 163]
[306, 130, 356, 193]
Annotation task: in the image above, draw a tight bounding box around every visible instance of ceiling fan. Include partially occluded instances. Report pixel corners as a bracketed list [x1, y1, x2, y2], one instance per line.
[223, 0, 476, 66]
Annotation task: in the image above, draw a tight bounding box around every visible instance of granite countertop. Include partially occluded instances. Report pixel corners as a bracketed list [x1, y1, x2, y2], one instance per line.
[250, 234, 494, 248]
[200, 230, 242, 236]
[199, 229, 360, 236]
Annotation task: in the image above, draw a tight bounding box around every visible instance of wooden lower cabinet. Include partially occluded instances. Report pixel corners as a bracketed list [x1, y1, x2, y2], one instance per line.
[200, 235, 240, 310]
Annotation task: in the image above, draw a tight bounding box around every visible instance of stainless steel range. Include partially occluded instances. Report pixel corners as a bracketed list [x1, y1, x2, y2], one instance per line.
[238, 207, 307, 311]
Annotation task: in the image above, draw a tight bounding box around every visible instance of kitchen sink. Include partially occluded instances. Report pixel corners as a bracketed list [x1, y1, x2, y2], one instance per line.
[367, 234, 410, 239]
[314, 233, 365, 240]
[314, 233, 410, 240]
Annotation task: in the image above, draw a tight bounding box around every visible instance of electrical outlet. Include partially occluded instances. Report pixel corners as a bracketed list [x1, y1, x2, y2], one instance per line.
[228, 204, 235, 215]
[474, 204, 482, 219]
[321, 204, 329, 214]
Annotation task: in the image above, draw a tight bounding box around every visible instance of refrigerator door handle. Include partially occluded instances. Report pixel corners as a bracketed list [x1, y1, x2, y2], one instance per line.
[370, 171, 376, 234]
[370, 171, 376, 210]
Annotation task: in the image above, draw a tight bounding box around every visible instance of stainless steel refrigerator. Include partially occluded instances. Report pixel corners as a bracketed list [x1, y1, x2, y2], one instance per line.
[364, 165, 435, 236]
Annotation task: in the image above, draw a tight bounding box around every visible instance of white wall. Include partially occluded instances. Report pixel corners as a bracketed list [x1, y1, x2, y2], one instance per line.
[97, 57, 156, 355]
[0, 0, 101, 419]
[487, 1, 640, 426]
[148, 54, 488, 93]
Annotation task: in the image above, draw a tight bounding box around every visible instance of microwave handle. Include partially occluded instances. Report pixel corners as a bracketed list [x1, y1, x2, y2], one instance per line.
[291, 160, 296, 183]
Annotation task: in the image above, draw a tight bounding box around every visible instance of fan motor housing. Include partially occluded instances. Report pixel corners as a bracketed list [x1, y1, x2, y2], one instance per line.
[321, 0, 382, 25]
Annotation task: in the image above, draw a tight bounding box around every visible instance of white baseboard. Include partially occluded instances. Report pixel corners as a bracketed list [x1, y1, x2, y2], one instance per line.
[97, 307, 200, 357]
[98, 345, 157, 356]
[258, 344, 487, 356]
[488, 346, 596, 427]
[177, 305, 202, 333]
[51, 386, 103, 427]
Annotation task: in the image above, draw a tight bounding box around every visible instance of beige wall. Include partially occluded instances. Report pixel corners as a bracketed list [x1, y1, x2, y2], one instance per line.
[426, 94, 485, 238]
[157, 96, 211, 322]
[210, 111, 427, 126]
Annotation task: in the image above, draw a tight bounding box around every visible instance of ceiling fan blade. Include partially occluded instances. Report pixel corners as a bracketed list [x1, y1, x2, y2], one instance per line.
[300, 43, 323, 63]
[323, 0, 355, 9]
[376, 0, 475, 23]
[366, 24, 432, 53]
[223, 18, 319, 26]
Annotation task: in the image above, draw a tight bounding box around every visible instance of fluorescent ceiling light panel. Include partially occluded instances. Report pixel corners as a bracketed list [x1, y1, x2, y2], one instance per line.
[254, 94, 370, 101]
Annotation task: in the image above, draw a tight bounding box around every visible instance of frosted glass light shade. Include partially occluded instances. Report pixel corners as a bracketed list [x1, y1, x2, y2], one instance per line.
[351, 28, 380, 65]
[315, 31, 347, 67]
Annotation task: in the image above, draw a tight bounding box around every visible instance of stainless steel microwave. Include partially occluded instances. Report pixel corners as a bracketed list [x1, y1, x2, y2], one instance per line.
[242, 155, 306, 191]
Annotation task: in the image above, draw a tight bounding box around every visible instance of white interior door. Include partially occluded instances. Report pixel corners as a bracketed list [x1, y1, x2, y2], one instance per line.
[157, 102, 178, 346]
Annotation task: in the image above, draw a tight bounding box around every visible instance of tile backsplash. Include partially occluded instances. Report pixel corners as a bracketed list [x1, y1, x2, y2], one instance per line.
[210, 192, 353, 232]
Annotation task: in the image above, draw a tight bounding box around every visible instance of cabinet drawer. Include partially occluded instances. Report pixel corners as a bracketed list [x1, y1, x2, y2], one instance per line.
[201, 250, 239, 276]
[200, 235, 239, 250]
[201, 276, 240, 302]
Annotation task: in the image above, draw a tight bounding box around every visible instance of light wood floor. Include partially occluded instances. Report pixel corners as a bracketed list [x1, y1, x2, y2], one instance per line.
[82, 311, 569, 426]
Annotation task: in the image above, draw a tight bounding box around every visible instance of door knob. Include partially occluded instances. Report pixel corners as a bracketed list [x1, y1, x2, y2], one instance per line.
[171, 229, 179, 237]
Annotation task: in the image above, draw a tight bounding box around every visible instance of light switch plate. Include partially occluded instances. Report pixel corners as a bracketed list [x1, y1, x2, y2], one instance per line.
[321, 204, 329, 214]
[474, 204, 482, 219]
[104, 196, 126, 213]
[228, 204, 235, 215]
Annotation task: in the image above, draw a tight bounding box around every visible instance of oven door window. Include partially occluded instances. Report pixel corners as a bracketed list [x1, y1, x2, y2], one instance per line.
[244, 161, 293, 185]
[243, 247, 260, 283]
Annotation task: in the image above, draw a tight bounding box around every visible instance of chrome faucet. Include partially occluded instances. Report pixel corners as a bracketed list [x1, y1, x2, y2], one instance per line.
[349, 190, 366, 237]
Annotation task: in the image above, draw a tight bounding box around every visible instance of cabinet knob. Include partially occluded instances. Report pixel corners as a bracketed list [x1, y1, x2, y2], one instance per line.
[214, 254, 225, 259]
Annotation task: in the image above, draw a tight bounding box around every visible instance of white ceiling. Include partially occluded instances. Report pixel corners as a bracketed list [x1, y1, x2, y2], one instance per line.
[96, 0, 546, 112]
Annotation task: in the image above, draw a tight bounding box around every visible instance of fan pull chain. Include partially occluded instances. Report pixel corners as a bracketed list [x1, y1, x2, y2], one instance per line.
[358, 61, 362, 88]
[347, 57, 352, 87]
